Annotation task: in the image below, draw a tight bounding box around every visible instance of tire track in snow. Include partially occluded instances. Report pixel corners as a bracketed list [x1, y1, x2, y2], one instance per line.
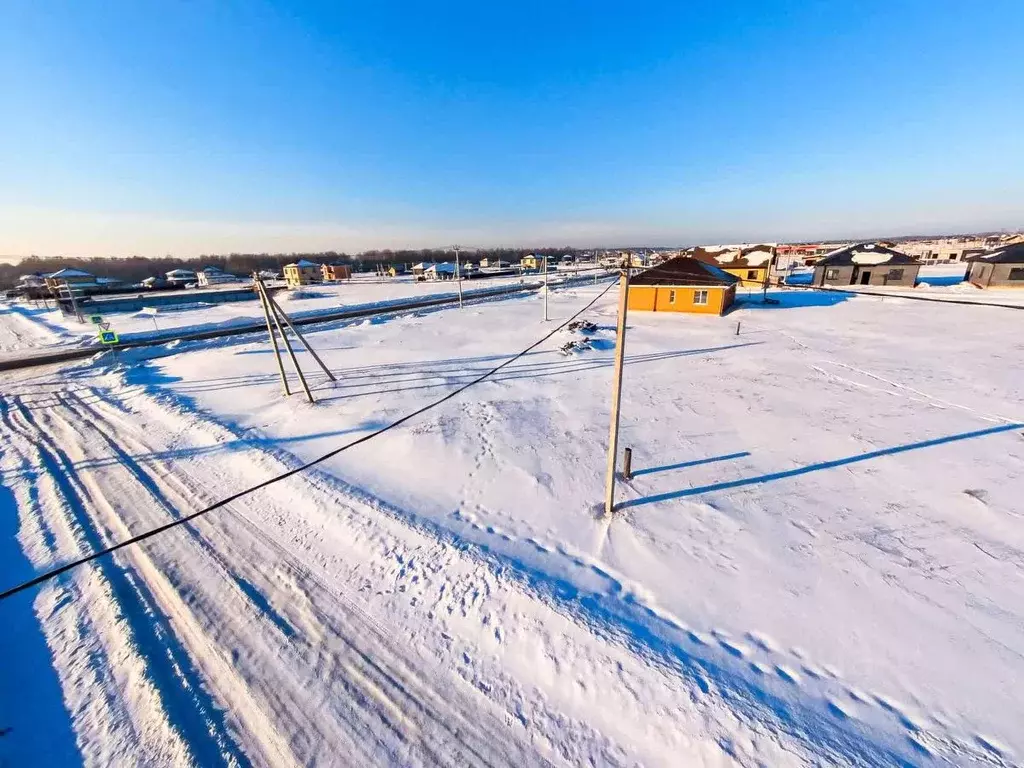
[44, 386, 551, 767]
[1, 395, 218, 767]
[73, 377, 965, 765]
[8, 368, 1014, 766]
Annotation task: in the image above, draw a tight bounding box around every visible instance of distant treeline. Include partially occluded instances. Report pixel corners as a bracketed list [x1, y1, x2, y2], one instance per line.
[0, 247, 586, 289]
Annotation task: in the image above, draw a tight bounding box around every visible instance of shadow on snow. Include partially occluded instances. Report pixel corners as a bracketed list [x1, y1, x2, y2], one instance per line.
[621, 423, 1024, 509]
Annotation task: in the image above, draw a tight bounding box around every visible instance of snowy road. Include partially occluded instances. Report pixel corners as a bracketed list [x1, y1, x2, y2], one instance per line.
[2, 377, 564, 765]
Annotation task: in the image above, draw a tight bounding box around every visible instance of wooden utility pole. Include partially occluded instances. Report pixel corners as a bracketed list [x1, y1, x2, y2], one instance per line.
[604, 268, 631, 517]
[453, 245, 463, 309]
[62, 281, 84, 323]
[263, 291, 337, 382]
[543, 255, 549, 321]
[267, 297, 314, 403]
[255, 276, 291, 396]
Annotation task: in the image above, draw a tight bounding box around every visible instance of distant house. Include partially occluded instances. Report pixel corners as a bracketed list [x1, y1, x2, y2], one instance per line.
[321, 263, 352, 281]
[385, 264, 407, 276]
[479, 258, 510, 269]
[283, 259, 322, 288]
[812, 243, 921, 287]
[44, 268, 97, 293]
[411, 262, 432, 277]
[688, 244, 777, 287]
[627, 257, 739, 316]
[425, 262, 457, 280]
[967, 243, 1024, 289]
[165, 268, 197, 287]
[520, 254, 545, 271]
[197, 267, 241, 287]
[18, 273, 46, 289]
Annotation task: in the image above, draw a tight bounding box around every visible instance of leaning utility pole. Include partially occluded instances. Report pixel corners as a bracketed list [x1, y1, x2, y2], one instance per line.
[451, 245, 464, 308]
[604, 268, 631, 517]
[263, 290, 337, 384]
[254, 275, 291, 396]
[543, 254, 549, 321]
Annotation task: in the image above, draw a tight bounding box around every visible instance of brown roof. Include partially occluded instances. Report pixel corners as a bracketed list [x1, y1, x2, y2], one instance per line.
[630, 257, 739, 287]
[686, 244, 776, 269]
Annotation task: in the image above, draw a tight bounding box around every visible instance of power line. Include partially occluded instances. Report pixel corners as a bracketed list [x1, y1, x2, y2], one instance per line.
[0, 280, 618, 602]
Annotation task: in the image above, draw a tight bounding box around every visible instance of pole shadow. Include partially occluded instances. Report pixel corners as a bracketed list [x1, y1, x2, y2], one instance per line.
[621, 423, 1023, 509]
[631, 451, 751, 477]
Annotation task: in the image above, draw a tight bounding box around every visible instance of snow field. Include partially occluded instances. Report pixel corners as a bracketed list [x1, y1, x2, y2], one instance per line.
[1, 279, 1022, 765]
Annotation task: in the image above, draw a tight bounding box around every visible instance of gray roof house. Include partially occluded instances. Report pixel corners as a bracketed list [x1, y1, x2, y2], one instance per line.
[967, 243, 1024, 289]
[812, 243, 921, 288]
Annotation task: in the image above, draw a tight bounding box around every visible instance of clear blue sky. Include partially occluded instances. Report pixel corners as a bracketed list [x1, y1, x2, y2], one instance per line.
[2, 0, 1022, 256]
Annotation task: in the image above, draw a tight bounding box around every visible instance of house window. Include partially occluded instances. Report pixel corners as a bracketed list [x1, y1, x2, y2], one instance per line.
[1009, 268, 1024, 281]
[668, 289, 676, 303]
[746, 270, 758, 280]
[825, 268, 840, 279]
[886, 268, 904, 280]
[694, 289, 708, 305]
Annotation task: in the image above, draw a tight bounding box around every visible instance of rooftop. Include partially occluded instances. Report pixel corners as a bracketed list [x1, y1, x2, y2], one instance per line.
[630, 257, 739, 287]
[971, 243, 1024, 264]
[816, 243, 921, 267]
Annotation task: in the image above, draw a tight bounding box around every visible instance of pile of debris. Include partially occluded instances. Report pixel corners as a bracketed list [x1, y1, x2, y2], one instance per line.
[560, 338, 592, 355]
[565, 320, 598, 334]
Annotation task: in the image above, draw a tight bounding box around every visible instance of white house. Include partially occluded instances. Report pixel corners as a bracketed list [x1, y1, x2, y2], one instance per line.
[197, 266, 241, 287]
[165, 268, 197, 287]
[425, 262, 458, 280]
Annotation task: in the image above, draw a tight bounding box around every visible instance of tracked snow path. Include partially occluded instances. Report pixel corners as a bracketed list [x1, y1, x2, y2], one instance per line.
[1, 362, 1014, 766]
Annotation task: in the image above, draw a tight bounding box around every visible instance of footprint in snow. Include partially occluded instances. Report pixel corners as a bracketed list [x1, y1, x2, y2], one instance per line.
[974, 734, 1008, 758]
[749, 662, 771, 676]
[775, 665, 801, 685]
[847, 687, 871, 704]
[827, 699, 853, 720]
[719, 639, 751, 659]
[745, 631, 778, 653]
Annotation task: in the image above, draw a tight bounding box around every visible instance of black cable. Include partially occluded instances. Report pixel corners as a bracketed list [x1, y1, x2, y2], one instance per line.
[0, 279, 619, 602]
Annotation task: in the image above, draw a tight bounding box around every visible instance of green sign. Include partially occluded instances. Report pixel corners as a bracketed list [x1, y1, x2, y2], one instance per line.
[98, 330, 119, 345]
[88, 314, 104, 324]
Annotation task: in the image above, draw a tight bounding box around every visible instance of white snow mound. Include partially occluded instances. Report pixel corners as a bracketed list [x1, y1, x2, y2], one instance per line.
[850, 251, 893, 265]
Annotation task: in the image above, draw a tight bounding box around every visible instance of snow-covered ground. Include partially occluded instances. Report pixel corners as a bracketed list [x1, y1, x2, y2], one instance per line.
[1, 281, 1022, 765]
[0, 272, 595, 355]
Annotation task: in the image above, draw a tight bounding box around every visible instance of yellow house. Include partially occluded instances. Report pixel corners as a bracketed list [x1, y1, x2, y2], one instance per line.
[44, 268, 97, 293]
[627, 257, 738, 316]
[687, 244, 777, 287]
[520, 254, 545, 270]
[283, 259, 322, 288]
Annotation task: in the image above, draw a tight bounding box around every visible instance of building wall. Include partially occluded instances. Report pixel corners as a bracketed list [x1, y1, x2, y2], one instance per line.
[627, 285, 731, 315]
[284, 266, 321, 288]
[45, 275, 95, 291]
[898, 238, 989, 263]
[721, 266, 769, 287]
[322, 265, 351, 281]
[814, 264, 919, 287]
[970, 262, 1024, 288]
